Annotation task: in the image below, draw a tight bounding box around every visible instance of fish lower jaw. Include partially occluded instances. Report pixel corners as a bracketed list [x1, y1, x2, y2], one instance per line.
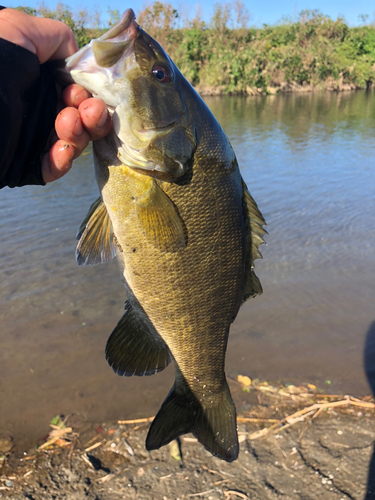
[130, 166, 174, 182]
[116, 144, 176, 181]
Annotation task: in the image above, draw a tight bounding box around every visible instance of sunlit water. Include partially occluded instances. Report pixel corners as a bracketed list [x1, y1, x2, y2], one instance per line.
[1, 91, 374, 447]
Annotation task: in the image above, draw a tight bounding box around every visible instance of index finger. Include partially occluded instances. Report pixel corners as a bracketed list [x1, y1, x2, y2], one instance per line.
[0, 9, 78, 63]
[62, 84, 92, 108]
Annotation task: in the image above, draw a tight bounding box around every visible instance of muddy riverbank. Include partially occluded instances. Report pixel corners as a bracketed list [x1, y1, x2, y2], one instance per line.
[1, 382, 374, 500]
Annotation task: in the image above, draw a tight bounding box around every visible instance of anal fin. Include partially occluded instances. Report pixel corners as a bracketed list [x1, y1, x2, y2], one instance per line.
[106, 300, 172, 376]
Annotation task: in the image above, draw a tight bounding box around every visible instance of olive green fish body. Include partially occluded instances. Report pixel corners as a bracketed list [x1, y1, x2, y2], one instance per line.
[64, 9, 266, 462]
[102, 108, 243, 381]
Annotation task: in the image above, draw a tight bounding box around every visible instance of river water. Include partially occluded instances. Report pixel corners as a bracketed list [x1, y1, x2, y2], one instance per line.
[1, 91, 374, 448]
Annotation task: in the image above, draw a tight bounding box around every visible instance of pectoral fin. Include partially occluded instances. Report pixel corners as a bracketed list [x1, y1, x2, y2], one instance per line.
[136, 182, 186, 253]
[76, 197, 120, 265]
[106, 300, 172, 376]
[241, 179, 267, 302]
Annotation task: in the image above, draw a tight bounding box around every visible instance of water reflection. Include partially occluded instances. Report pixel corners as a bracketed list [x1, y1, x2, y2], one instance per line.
[206, 90, 375, 139]
[0, 90, 374, 447]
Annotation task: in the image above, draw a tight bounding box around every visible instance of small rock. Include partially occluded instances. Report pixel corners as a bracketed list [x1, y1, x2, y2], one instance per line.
[0, 437, 13, 454]
[137, 467, 145, 477]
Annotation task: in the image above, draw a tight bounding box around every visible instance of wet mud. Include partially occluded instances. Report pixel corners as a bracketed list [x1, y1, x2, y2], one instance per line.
[1, 385, 374, 500]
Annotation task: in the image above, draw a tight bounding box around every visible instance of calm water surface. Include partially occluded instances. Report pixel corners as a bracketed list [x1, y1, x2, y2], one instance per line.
[1, 91, 374, 447]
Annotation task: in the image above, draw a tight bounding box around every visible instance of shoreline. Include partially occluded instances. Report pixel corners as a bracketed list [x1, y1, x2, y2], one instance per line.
[196, 82, 371, 96]
[1, 383, 374, 499]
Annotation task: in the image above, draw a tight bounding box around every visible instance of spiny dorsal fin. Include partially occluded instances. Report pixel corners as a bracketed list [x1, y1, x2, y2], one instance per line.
[241, 178, 267, 303]
[136, 181, 186, 253]
[76, 197, 120, 265]
[106, 300, 172, 376]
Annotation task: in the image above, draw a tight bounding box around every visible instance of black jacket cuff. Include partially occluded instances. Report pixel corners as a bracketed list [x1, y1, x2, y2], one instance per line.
[0, 37, 57, 188]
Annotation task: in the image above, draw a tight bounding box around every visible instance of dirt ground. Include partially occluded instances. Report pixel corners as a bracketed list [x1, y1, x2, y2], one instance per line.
[1, 382, 374, 500]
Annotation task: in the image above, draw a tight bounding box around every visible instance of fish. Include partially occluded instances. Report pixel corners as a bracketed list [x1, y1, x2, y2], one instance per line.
[63, 8, 266, 462]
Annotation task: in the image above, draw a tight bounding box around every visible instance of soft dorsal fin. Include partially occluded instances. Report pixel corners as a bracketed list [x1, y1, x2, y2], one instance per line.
[76, 197, 120, 265]
[136, 181, 186, 253]
[106, 300, 172, 376]
[241, 178, 267, 303]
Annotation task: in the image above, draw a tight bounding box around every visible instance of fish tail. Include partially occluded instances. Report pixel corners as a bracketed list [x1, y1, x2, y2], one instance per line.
[146, 380, 239, 462]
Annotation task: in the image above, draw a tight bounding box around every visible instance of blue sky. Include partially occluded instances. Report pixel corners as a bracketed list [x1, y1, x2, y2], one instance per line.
[5, 0, 375, 27]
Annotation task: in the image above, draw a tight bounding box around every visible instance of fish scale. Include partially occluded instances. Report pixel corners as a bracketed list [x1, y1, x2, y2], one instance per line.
[62, 8, 266, 462]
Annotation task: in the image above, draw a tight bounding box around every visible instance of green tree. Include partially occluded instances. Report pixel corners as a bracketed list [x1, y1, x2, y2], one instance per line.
[107, 7, 120, 27]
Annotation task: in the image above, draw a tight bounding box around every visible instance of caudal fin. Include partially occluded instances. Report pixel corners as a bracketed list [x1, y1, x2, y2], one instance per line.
[146, 382, 239, 462]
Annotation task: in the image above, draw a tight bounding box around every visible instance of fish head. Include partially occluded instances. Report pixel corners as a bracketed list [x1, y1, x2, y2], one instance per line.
[63, 9, 196, 181]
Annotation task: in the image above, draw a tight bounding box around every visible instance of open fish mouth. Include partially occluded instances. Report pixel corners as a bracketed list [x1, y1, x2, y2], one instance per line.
[61, 6, 194, 182]
[65, 9, 139, 71]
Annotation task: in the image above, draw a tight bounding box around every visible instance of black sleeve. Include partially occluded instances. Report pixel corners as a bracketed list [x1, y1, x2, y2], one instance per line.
[0, 38, 57, 188]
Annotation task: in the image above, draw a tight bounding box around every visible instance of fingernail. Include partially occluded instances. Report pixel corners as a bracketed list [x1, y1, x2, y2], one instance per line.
[75, 89, 87, 104]
[96, 108, 110, 129]
[73, 118, 83, 136]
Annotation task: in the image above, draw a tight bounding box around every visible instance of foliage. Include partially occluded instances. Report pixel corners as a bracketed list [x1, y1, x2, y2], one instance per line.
[16, 2, 92, 47]
[107, 7, 120, 27]
[137, 1, 178, 46]
[14, 2, 375, 93]
[15, 5, 36, 16]
[164, 6, 375, 94]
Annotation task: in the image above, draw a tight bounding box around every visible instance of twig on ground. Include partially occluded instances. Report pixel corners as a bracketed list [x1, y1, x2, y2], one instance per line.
[224, 491, 248, 499]
[81, 453, 95, 470]
[188, 489, 216, 497]
[68, 436, 78, 463]
[298, 419, 310, 441]
[219, 470, 235, 477]
[214, 479, 230, 485]
[118, 417, 154, 425]
[83, 434, 101, 448]
[37, 428, 73, 451]
[96, 473, 115, 483]
[84, 441, 103, 452]
[160, 473, 173, 481]
[237, 417, 279, 423]
[248, 396, 375, 440]
[201, 464, 220, 475]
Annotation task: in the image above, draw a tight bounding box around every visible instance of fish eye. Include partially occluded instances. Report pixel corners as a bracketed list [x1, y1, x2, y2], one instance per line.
[152, 64, 172, 84]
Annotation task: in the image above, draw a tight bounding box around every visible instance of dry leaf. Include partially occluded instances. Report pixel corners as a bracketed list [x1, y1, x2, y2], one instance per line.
[258, 385, 277, 393]
[54, 439, 70, 447]
[237, 375, 252, 387]
[169, 440, 181, 461]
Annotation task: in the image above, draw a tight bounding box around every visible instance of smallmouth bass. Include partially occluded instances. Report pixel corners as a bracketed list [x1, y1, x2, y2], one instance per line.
[63, 9, 266, 462]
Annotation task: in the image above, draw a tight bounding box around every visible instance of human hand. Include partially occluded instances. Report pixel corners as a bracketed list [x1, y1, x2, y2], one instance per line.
[0, 8, 112, 183]
[45, 84, 112, 183]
